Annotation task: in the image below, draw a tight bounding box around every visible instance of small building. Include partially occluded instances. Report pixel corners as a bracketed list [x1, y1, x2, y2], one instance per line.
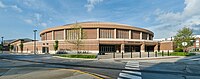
[9, 38, 33, 53]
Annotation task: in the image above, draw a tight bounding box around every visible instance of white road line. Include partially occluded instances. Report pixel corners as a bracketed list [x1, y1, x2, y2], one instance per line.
[118, 61, 142, 79]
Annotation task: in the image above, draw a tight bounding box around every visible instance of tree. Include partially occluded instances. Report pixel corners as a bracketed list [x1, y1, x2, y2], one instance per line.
[19, 42, 24, 53]
[174, 27, 194, 49]
[54, 40, 59, 51]
[66, 22, 87, 53]
[0, 44, 2, 51]
[9, 45, 14, 51]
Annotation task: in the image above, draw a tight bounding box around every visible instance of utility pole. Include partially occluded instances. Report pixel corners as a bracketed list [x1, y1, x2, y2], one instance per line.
[33, 30, 37, 55]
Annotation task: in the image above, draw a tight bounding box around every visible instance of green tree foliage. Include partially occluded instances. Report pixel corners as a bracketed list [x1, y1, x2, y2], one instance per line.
[9, 45, 14, 51]
[19, 42, 24, 53]
[0, 44, 2, 51]
[54, 40, 59, 51]
[174, 27, 194, 48]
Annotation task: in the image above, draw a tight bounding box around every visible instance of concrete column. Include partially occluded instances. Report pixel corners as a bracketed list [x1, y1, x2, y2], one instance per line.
[97, 28, 99, 39]
[52, 31, 54, 40]
[114, 29, 117, 39]
[129, 30, 131, 39]
[140, 42, 145, 52]
[121, 44, 125, 53]
[79, 28, 82, 39]
[147, 34, 149, 40]
[154, 43, 159, 52]
[64, 29, 66, 40]
[140, 32, 142, 40]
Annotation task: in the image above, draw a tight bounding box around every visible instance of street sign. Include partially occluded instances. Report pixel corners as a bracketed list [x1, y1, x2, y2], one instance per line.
[182, 42, 188, 46]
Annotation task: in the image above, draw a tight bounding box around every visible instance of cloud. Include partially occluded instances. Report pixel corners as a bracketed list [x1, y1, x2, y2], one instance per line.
[148, 0, 200, 38]
[34, 13, 42, 22]
[0, 1, 5, 8]
[24, 19, 33, 24]
[40, 23, 47, 27]
[0, 1, 22, 12]
[24, 13, 48, 27]
[10, 5, 22, 12]
[85, 0, 103, 12]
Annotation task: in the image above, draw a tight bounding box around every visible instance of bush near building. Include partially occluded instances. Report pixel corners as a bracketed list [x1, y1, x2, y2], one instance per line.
[158, 51, 196, 56]
[54, 54, 96, 59]
[174, 48, 183, 52]
[170, 52, 196, 56]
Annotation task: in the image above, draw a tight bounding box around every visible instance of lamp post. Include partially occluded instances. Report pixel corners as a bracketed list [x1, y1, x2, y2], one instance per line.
[33, 30, 37, 55]
[1, 37, 3, 53]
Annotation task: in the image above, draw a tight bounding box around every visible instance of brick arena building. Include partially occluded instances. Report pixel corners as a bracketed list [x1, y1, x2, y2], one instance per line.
[10, 22, 175, 54]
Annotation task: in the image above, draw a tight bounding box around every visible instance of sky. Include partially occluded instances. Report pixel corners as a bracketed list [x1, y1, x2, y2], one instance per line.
[0, 0, 200, 40]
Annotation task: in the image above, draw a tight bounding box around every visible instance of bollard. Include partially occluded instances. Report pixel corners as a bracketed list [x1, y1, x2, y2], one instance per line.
[162, 51, 164, 56]
[131, 50, 133, 58]
[139, 52, 141, 58]
[167, 50, 169, 56]
[148, 52, 149, 58]
[122, 52, 123, 58]
[113, 52, 115, 58]
[155, 51, 157, 57]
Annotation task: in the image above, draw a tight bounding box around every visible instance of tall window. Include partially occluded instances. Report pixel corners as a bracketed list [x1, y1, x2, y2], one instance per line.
[149, 35, 153, 40]
[131, 31, 140, 39]
[55, 30, 64, 40]
[66, 29, 81, 40]
[142, 32, 147, 40]
[100, 29, 114, 38]
[41, 34, 46, 40]
[196, 39, 199, 47]
[46, 32, 52, 40]
[117, 30, 129, 39]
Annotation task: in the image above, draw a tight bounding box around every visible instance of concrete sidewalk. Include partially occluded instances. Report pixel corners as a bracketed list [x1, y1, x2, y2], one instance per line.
[0, 67, 101, 79]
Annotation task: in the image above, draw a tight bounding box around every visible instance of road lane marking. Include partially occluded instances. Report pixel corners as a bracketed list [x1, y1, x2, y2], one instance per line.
[118, 61, 142, 79]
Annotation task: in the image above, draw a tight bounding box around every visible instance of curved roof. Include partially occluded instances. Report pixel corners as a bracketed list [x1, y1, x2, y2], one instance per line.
[40, 22, 154, 35]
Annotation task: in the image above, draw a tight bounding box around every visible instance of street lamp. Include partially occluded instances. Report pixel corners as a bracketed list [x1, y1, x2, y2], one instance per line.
[1, 37, 3, 53]
[33, 30, 37, 55]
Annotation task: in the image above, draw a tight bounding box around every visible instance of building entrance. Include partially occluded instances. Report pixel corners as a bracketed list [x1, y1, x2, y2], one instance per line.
[125, 45, 141, 52]
[42, 47, 49, 53]
[145, 46, 154, 52]
[99, 45, 116, 53]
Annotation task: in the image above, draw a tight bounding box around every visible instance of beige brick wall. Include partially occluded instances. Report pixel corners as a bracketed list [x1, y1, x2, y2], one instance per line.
[83, 29, 97, 39]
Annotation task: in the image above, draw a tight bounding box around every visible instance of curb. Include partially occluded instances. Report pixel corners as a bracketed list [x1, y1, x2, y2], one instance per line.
[54, 56, 183, 61]
[53, 56, 98, 60]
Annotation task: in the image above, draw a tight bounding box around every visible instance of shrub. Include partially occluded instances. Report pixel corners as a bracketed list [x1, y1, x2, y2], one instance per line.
[174, 48, 183, 52]
[55, 54, 96, 59]
[186, 53, 196, 56]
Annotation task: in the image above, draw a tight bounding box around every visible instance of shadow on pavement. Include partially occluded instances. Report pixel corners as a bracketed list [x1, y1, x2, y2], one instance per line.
[140, 55, 200, 79]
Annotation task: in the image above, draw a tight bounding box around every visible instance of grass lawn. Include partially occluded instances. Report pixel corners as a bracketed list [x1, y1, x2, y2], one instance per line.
[54, 54, 97, 59]
[158, 52, 196, 56]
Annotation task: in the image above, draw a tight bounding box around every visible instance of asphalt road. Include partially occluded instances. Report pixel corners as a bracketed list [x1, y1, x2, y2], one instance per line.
[139, 56, 200, 79]
[1, 53, 200, 79]
[0, 53, 126, 79]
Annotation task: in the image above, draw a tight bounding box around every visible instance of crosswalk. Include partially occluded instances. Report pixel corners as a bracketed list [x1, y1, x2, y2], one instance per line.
[118, 61, 142, 79]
